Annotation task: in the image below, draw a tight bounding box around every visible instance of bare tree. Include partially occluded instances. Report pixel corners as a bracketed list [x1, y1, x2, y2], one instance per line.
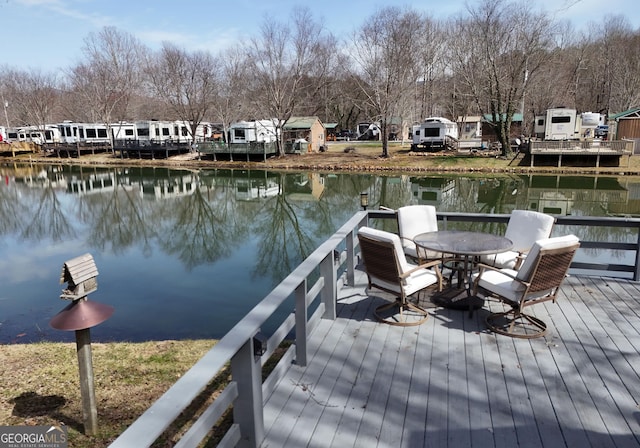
[211, 45, 252, 149]
[67, 27, 145, 143]
[413, 18, 448, 123]
[246, 7, 336, 156]
[449, 0, 555, 156]
[593, 16, 640, 113]
[349, 7, 425, 157]
[1, 68, 59, 130]
[145, 43, 218, 145]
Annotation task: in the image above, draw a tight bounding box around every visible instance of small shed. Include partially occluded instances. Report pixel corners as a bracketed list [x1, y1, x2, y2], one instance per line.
[324, 122, 338, 141]
[283, 116, 326, 152]
[609, 107, 640, 152]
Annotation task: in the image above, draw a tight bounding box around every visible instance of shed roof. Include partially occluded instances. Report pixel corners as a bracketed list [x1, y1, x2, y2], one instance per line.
[609, 107, 640, 120]
[284, 116, 324, 130]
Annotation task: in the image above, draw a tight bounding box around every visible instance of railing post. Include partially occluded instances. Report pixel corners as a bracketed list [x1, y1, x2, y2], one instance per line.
[320, 253, 337, 320]
[346, 230, 355, 286]
[635, 231, 640, 282]
[295, 280, 308, 366]
[231, 335, 264, 448]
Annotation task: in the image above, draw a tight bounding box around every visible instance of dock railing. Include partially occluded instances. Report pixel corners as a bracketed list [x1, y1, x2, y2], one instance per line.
[108, 210, 640, 447]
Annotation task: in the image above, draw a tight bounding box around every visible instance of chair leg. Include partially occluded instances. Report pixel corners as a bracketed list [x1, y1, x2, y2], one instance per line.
[374, 297, 429, 326]
[485, 308, 548, 339]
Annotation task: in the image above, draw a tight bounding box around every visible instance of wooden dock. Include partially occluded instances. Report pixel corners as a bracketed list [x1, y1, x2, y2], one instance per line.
[528, 140, 634, 167]
[262, 269, 640, 447]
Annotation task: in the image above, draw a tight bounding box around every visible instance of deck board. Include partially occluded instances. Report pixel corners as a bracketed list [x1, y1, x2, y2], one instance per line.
[261, 269, 640, 447]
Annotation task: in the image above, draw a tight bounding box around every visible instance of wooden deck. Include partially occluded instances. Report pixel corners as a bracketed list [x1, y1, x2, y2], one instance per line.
[262, 268, 640, 447]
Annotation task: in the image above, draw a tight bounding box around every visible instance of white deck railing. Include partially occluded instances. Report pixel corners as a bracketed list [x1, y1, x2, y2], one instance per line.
[109, 211, 369, 447]
[108, 210, 640, 447]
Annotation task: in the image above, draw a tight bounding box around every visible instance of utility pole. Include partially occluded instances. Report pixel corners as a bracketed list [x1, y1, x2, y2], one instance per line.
[3, 100, 9, 129]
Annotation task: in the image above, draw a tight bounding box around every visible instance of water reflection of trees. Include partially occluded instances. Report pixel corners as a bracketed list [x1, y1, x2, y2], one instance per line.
[0, 179, 26, 240]
[84, 181, 156, 256]
[252, 173, 320, 281]
[159, 185, 239, 269]
[21, 183, 74, 242]
[4, 164, 640, 272]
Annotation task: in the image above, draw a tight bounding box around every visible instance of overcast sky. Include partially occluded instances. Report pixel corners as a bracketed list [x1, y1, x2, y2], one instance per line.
[1, 0, 637, 73]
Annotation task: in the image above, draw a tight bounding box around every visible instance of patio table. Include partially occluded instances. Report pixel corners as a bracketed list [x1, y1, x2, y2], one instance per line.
[414, 230, 513, 315]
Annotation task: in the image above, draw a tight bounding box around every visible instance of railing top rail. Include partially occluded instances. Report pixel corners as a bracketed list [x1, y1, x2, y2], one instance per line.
[371, 209, 640, 227]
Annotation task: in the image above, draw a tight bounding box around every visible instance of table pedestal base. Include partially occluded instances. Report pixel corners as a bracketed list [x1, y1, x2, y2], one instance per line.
[432, 289, 484, 317]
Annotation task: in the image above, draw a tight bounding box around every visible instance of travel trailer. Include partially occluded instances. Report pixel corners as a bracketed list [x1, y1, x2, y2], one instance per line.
[356, 122, 380, 140]
[411, 117, 459, 150]
[57, 122, 110, 145]
[7, 125, 62, 145]
[533, 108, 605, 140]
[228, 120, 278, 144]
[111, 122, 137, 141]
[134, 120, 188, 146]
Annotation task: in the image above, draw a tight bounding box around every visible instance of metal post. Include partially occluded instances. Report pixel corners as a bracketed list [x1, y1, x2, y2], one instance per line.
[231, 336, 264, 448]
[76, 328, 98, 435]
[320, 253, 337, 320]
[294, 280, 308, 366]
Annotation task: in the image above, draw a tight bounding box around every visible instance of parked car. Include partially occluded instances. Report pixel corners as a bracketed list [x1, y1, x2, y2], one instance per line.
[595, 125, 609, 138]
[336, 130, 355, 141]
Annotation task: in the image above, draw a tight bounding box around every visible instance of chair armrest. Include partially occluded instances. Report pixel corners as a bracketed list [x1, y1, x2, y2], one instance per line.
[400, 259, 441, 278]
[476, 263, 520, 281]
[400, 236, 413, 244]
[513, 251, 526, 270]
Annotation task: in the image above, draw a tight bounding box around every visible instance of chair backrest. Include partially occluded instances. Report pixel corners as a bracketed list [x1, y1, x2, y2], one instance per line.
[505, 210, 555, 253]
[397, 205, 438, 241]
[357, 226, 409, 284]
[516, 235, 580, 293]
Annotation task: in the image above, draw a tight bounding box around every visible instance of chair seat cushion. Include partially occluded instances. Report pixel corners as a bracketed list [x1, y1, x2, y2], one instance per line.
[472, 269, 524, 301]
[370, 262, 438, 297]
[480, 250, 519, 269]
[404, 265, 439, 296]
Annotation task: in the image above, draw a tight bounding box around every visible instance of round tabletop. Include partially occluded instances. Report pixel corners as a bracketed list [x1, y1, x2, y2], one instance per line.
[414, 230, 513, 256]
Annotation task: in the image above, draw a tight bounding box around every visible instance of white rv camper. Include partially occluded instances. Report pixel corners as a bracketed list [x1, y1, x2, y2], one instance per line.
[111, 122, 137, 141]
[356, 122, 380, 140]
[542, 108, 579, 140]
[14, 125, 61, 145]
[228, 120, 278, 144]
[57, 122, 110, 145]
[411, 117, 459, 150]
[134, 120, 185, 145]
[534, 109, 605, 140]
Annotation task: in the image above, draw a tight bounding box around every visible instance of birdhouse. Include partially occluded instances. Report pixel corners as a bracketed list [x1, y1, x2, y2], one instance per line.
[60, 253, 99, 300]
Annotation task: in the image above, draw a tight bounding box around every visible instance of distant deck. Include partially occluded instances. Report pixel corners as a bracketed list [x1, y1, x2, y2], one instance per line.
[529, 140, 634, 167]
[262, 268, 640, 447]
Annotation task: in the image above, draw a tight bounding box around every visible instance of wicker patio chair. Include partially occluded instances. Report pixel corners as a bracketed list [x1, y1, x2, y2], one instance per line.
[480, 210, 556, 270]
[472, 234, 580, 338]
[357, 226, 441, 326]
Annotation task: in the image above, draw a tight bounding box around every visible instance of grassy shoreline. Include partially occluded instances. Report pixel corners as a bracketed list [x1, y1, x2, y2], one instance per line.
[0, 340, 223, 447]
[2, 141, 640, 176]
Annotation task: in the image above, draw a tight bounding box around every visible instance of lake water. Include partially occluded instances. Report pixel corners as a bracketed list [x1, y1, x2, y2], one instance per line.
[1, 163, 639, 343]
